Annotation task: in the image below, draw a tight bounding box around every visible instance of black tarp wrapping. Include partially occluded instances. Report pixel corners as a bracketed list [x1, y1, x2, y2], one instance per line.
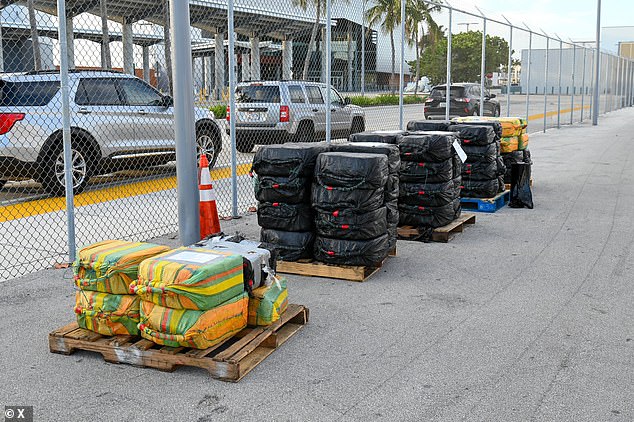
[257, 202, 314, 232]
[452, 124, 497, 146]
[450, 120, 502, 139]
[386, 200, 399, 250]
[523, 148, 532, 165]
[462, 143, 498, 163]
[509, 163, 534, 209]
[462, 160, 498, 180]
[314, 152, 389, 190]
[498, 176, 506, 193]
[252, 142, 330, 177]
[330, 142, 400, 201]
[398, 198, 461, 228]
[255, 175, 309, 204]
[314, 234, 390, 266]
[349, 130, 405, 144]
[397, 132, 456, 162]
[260, 229, 315, 262]
[406, 120, 452, 132]
[312, 184, 385, 213]
[496, 157, 507, 177]
[460, 178, 499, 198]
[502, 150, 531, 183]
[399, 180, 458, 207]
[453, 154, 462, 179]
[399, 158, 453, 183]
[315, 207, 387, 240]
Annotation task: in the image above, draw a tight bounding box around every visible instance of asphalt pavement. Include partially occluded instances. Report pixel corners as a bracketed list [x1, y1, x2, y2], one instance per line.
[1, 106, 634, 421]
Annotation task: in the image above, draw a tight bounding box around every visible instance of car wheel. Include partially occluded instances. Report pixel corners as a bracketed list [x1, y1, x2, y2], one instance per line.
[39, 140, 94, 196]
[295, 121, 315, 143]
[236, 138, 256, 153]
[196, 129, 221, 167]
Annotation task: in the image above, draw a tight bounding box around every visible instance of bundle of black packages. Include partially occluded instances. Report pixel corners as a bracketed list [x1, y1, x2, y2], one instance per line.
[396, 131, 461, 230]
[253, 142, 330, 261]
[349, 130, 405, 144]
[312, 152, 391, 266]
[501, 148, 532, 183]
[330, 142, 400, 250]
[450, 123, 505, 198]
[406, 120, 452, 132]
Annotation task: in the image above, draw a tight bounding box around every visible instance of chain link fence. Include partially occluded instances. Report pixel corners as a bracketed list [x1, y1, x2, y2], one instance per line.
[1, 0, 633, 281]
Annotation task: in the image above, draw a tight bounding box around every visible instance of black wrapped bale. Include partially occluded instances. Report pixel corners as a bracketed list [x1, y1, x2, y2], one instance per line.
[453, 154, 462, 179]
[255, 175, 309, 204]
[257, 202, 314, 232]
[509, 163, 534, 209]
[398, 198, 461, 228]
[349, 130, 405, 144]
[451, 124, 497, 146]
[462, 143, 498, 163]
[315, 207, 387, 240]
[496, 157, 507, 177]
[407, 120, 452, 132]
[399, 180, 458, 207]
[312, 184, 385, 213]
[462, 160, 499, 180]
[397, 132, 456, 162]
[260, 229, 315, 262]
[400, 158, 453, 183]
[450, 120, 502, 139]
[385, 200, 399, 250]
[252, 142, 330, 177]
[460, 178, 499, 198]
[314, 152, 389, 190]
[502, 151, 525, 183]
[314, 234, 390, 267]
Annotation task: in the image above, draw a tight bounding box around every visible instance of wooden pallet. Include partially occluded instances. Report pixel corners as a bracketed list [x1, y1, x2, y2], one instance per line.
[398, 213, 476, 242]
[504, 179, 533, 191]
[277, 257, 386, 282]
[460, 190, 510, 213]
[49, 304, 308, 382]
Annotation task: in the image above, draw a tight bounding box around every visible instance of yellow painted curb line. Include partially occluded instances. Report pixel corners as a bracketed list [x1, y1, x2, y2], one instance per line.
[0, 162, 252, 222]
[527, 105, 591, 121]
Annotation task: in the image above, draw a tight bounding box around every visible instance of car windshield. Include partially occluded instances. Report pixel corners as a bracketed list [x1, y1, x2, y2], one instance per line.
[236, 85, 280, 103]
[0, 80, 60, 106]
[430, 86, 465, 99]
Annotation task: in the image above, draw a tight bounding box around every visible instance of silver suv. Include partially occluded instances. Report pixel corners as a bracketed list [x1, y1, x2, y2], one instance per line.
[0, 70, 222, 195]
[227, 81, 365, 153]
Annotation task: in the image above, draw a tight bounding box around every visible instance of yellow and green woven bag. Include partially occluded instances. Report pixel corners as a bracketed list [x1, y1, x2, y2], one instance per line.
[518, 132, 529, 150]
[132, 247, 244, 311]
[500, 136, 519, 153]
[75, 290, 141, 336]
[248, 279, 289, 327]
[74, 240, 170, 295]
[138, 292, 248, 349]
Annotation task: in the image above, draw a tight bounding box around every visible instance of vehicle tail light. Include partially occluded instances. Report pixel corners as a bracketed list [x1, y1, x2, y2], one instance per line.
[0, 113, 25, 135]
[280, 105, 290, 122]
[226, 106, 230, 121]
[464, 107, 469, 113]
[425, 98, 434, 103]
[455, 98, 471, 103]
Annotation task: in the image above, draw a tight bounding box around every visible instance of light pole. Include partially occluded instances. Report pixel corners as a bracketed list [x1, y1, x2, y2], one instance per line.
[592, 0, 601, 125]
[457, 22, 479, 32]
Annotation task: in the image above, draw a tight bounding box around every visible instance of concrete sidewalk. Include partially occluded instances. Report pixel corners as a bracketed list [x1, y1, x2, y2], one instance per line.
[1, 108, 634, 422]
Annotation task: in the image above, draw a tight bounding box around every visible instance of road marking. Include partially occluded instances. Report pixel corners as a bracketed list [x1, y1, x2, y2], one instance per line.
[527, 105, 591, 121]
[0, 162, 252, 222]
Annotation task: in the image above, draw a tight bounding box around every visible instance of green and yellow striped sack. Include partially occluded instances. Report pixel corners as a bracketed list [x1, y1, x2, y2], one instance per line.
[500, 136, 520, 153]
[248, 278, 289, 327]
[518, 132, 529, 150]
[74, 240, 171, 295]
[138, 292, 248, 349]
[74, 290, 141, 336]
[131, 247, 244, 311]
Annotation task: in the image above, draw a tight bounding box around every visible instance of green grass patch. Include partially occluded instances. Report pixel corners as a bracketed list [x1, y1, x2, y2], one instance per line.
[349, 94, 427, 107]
[210, 104, 227, 119]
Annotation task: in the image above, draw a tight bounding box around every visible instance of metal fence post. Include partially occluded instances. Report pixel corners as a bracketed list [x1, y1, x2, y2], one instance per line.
[56, 0, 76, 262]
[361, 0, 366, 96]
[505, 20, 512, 117]
[325, 0, 331, 143]
[570, 43, 576, 125]
[480, 17, 486, 117]
[606, 55, 611, 112]
[581, 47, 586, 122]
[445, 7, 452, 121]
[170, 0, 200, 245]
[592, 0, 601, 125]
[543, 33, 549, 133]
[228, 0, 238, 217]
[524, 25, 532, 122]
[556, 37, 562, 128]
[399, 0, 405, 130]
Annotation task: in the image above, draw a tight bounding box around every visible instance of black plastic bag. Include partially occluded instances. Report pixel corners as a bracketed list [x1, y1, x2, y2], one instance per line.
[502, 151, 524, 183]
[462, 160, 498, 180]
[315, 152, 389, 190]
[314, 234, 390, 266]
[496, 157, 507, 177]
[450, 120, 502, 139]
[398, 198, 460, 228]
[453, 154, 462, 179]
[260, 229, 315, 262]
[509, 163, 534, 209]
[397, 132, 456, 162]
[255, 175, 309, 204]
[460, 178, 499, 198]
[257, 202, 314, 232]
[312, 183, 385, 213]
[523, 148, 532, 165]
[399, 180, 458, 207]
[407, 120, 452, 132]
[252, 142, 330, 177]
[400, 158, 453, 183]
[451, 124, 497, 146]
[462, 143, 498, 163]
[385, 200, 399, 250]
[315, 207, 387, 240]
[350, 130, 404, 144]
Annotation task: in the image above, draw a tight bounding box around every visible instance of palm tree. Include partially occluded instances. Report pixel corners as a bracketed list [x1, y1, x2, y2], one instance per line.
[293, 0, 322, 80]
[405, 0, 441, 94]
[27, 0, 42, 70]
[100, 0, 112, 70]
[366, 0, 401, 90]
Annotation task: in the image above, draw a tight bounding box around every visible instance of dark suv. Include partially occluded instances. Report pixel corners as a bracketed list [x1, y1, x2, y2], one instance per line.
[423, 83, 500, 120]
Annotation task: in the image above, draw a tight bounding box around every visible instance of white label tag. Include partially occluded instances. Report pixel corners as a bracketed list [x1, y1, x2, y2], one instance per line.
[453, 140, 468, 163]
[170, 251, 221, 264]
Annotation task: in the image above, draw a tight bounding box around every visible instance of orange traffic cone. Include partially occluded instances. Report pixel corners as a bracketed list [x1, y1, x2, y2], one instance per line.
[199, 154, 221, 239]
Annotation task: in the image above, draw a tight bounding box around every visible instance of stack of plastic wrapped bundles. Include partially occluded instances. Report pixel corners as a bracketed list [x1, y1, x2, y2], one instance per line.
[312, 152, 391, 266]
[130, 247, 248, 348]
[330, 142, 400, 251]
[450, 123, 506, 197]
[406, 120, 452, 132]
[349, 130, 405, 144]
[73, 240, 170, 336]
[252, 143, 329, 262]
[396, 131, 461, 230]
